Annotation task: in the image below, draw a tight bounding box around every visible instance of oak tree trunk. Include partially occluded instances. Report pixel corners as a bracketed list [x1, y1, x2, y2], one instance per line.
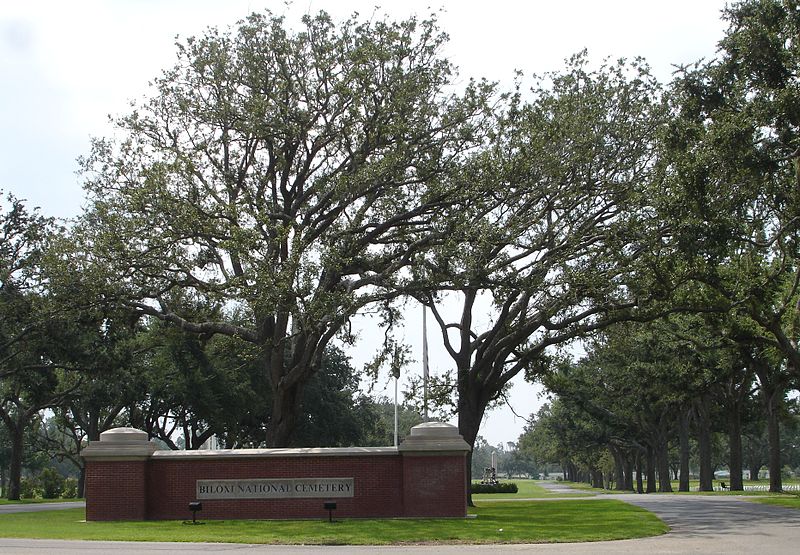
[765, 389, 783, 493]
[696, 398, 713, 491]
[656, 431, 673, 492]
[728, 402, 744, 491]
[457, 387, 488, 507]
[7, 426, 24, 501]
[624, 454, 634, 491]
[266, 380, 305, 447]
[679, 408, 691, 492]
[635, 451, 644, 494]
[645, 444, 657, 493]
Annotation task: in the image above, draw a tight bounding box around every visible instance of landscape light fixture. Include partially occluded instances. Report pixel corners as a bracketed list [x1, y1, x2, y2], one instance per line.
[188, 501, 203, 524]
[323, 501, 337, 523]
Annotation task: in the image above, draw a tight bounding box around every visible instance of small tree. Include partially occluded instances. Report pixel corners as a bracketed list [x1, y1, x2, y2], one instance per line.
[39, 467, 65, 499]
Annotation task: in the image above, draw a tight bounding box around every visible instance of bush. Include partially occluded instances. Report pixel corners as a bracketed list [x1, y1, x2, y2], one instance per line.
[19, 477, 40, 499]
[471, 482, 518, 494]
[62, 477, 79, 499]
[39, 467, 65, 499]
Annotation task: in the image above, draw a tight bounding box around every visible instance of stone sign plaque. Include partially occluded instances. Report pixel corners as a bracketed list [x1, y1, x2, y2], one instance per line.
[196, 478, 354, 500]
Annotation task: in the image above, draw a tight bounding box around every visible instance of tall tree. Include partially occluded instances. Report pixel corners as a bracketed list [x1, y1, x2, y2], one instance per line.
[415, 54, 666, 499]
[660, 1, 800, 490]
[78, 11, 492, 446]
[0, 192, 53, 381]
[0, 193, 74, 500]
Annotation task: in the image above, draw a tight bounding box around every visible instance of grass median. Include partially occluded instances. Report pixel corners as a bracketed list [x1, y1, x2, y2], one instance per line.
[748, 495, 800, 510]
[0, 499, 667, 545]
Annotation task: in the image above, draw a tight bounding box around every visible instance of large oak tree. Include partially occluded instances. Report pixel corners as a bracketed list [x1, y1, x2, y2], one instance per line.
[413, 55, 667, 499]
[78, 11, 491, 446]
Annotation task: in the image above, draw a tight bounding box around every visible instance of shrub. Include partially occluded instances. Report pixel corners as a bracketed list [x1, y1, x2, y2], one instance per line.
[471, 482, 518, 494]
[19, 477, 40, 499]
[62, 477, 79, 499]
[39, 467, 65, 499]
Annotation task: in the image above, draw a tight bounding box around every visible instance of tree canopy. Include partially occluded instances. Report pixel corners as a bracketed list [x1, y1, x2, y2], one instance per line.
[78, 11, 492, 446]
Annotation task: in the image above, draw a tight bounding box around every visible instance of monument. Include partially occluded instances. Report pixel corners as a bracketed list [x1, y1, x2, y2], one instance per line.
[82, 422, 470, 521]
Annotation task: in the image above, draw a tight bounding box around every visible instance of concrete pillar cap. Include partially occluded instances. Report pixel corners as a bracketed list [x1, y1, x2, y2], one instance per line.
[408, 421, 461, 437]
[83, 427, 156, 460]
[99, 427, 150, 443]
[399, 421, 470, 452]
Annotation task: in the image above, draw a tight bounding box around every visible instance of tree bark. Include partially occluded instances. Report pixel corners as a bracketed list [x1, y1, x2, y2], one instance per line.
[679, 408, 691, 492]
[76, 409, 101, 498]
[645, 444, 657, 493]
[265, 380, 305, 447]
[78, 466, 86, 499]
[656, 449, 673, 492]
[610, 445, 626, 491]
[623, 453, 634, 491]
[728, 400, 744, 491]
[457, 387, 488, 507]
[656, 429, 673, 492]
[764, 388, 783, 493]
[747, 347, 786, 492]
[635, 451, 644, 493]
[591, 468, 604, 489]
[567, 462, 578, 482]
[696, 397, 713, 491]
[7, 425, 24, 500]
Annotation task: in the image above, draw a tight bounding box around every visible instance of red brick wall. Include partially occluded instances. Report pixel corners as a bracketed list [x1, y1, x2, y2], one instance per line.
[402, 455, 467, 517]
[85, 451, 467, 520]
[85, 460, 148, 521]
[146, 455, 404, 520]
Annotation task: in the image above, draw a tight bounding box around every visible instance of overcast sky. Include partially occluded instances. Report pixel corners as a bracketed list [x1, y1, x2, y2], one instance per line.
[1, 0, 731, 446]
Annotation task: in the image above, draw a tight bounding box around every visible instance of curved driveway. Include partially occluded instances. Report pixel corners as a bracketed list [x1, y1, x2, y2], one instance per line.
[0, 494, 798, 553]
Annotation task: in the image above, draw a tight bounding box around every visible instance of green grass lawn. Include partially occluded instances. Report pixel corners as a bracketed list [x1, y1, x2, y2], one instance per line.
[0, 500, 667, 545]
[472, 479, 594, 500]
[747, 495, 800, 510]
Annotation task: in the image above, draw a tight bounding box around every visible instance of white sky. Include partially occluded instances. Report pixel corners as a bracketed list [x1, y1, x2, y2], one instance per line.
[1, 0, 730, 446]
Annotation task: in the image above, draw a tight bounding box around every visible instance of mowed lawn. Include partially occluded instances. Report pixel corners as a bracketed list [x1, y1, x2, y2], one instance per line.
[0, 499, 667, 545]
[472, 479, 594, 501]
[748, 495, 800, 510]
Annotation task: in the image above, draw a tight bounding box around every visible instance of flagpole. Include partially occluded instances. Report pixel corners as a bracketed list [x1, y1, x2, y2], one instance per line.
[393, 374, 399, 447]
[422, 305, 429, 422]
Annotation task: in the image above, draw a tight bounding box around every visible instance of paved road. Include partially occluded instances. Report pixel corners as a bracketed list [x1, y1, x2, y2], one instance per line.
[0, 495, 799, 553]
[0, 501, 85, 514]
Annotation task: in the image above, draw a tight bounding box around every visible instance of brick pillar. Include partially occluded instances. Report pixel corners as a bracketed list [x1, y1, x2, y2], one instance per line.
[81, 427, 156, 521]
[398, 422, 471, 517]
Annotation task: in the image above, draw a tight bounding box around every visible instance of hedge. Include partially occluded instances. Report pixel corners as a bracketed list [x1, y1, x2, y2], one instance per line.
[471, 482, 518, 494]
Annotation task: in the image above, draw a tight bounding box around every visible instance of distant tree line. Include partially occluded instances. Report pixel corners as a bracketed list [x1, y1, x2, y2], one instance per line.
[518, 318, 800, 492]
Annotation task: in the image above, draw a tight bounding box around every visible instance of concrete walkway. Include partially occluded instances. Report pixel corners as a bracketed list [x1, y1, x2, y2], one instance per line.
[1, 494, 799, 553]
[533, 481, 589, 496]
